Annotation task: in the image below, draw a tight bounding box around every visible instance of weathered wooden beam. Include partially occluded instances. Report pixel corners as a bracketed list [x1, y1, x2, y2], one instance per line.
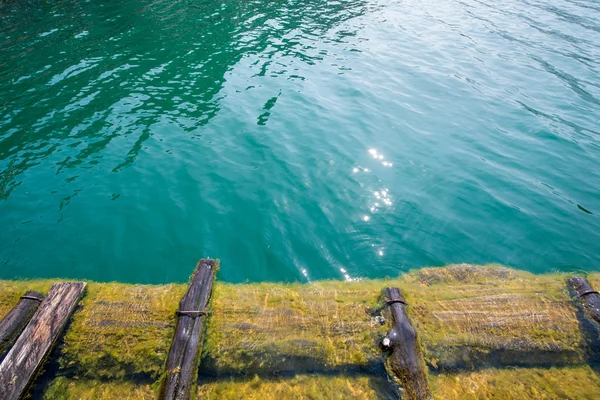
[0, 291, 44, 357]
[0, 282, 86, 400]
[568, 276, 600, 324]
[381, 287, 431, 400]
[160, 258, 218, 400]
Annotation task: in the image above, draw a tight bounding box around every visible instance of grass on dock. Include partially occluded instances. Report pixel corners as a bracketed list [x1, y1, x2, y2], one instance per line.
[429, 366, 600, 400]
[0, 280, 187, 380]
[202, 279, 389, 375]
[41, 366, 600, 400]
[59, 282, 187, 380]
[43, 374, 391, 400]
[197, 374, 396, 400]
[0, 264, 597, 399]
[202, 264, 586, 374]
[42, 377, 155, 400]
[402, 264, 586, 369]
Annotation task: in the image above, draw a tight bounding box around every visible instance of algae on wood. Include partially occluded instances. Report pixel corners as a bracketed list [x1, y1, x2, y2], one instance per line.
[198, 373, 398, 400]
[202, 280, 388, 375]
[39, 360, 600, 400]
[202, 264, 587, 376]
[41, 374, 397, 400]
[43, 366, 600, 400]
[199, 278, 400, 398]
[0, 264, 593, 399]
[43, 377, 155, 400]
[58, 282, 187, 380]
[429, 366, 600, 400]
[400, 264, 586, 370]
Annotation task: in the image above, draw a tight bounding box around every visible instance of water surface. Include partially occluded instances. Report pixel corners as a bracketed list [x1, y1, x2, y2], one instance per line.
[1, 0, 600, 283]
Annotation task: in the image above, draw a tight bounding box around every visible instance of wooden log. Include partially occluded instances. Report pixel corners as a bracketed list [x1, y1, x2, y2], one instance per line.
[0, 282, 86, 400]
[160, 258, 218, 400]
[568, 276, 600, 324]
[0, 291, 44, 356]
[381, 287, 431, 400]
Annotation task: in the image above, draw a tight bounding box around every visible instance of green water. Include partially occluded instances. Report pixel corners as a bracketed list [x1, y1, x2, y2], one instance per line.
[1, 0, 599, 284]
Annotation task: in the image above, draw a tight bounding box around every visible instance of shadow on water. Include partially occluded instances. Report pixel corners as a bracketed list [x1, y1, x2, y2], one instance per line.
[30, 330, 400, 398]
[197, 357, 401, 399]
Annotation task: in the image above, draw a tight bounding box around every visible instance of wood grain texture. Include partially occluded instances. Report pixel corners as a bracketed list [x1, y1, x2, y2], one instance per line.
[160, 259, 218, 400]
[382, 287, 431, 400]
[569, 276, 600, 324]
[0, 282, 86, 400]
[0, 291, 44, 356]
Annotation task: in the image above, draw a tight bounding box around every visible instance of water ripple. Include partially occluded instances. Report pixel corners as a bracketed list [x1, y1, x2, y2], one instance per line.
[0, 0, 599, 283]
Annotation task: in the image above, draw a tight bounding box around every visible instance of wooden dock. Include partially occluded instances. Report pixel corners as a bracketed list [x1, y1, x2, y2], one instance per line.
[0, 282, 85, 400]
[0, 263, 598, 399]
[160, 259, 218, 400]
[381, 287, 430, 400]
[569, 276, 600, 325]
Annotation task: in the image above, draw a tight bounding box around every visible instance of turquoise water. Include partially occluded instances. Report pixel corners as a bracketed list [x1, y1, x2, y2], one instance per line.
[1, 0, 599, 284]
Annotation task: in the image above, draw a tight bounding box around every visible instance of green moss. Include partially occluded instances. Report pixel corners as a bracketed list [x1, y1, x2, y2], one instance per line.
[197, 374, 395, 400]
[202, 264, 586, 374]
[43, 377, 155, 400]
[40, 366, 600, 400]
[202, 280, 389, 375]
[40, 374, 394, 400]
[397, 264, 586, 369]
[58, 282, 187, 380]
[0, 264, 596, 399]
[429, 366, 600, 400]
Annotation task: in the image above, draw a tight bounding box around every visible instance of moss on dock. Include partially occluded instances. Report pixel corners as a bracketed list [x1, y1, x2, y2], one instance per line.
[401, 264, 585, 369]
[429, 366, 600, 399]
[201, 280, 389, 375]
[43, 374, 395, 400]
[59, 282, 187, 380]
[202, 264, 586, 374]
[197, 373, 397, 399]
[0, 280, 187, 380]
[0, 264, 597, 399]
[42, 377, 155, 400]
[39, 366, 600, 400]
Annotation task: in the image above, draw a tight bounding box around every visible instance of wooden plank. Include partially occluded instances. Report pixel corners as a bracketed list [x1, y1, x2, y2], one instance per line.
[160, 259, 218, 400]
[0, 291, 44, 357]
[0, 282, 86, 400]
[381, 287, 431, 400]
[569, 276, 600, 324]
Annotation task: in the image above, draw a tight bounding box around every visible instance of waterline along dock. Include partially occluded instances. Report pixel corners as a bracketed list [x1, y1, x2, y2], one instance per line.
[0, 260, 599, 399]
